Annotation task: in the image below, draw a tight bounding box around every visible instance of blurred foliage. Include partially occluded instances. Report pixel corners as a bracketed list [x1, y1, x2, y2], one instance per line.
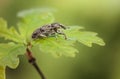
[0, 0, 120, 79]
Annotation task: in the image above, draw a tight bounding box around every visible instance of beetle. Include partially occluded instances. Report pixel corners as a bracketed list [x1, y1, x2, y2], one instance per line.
[32, 23, 67, 39]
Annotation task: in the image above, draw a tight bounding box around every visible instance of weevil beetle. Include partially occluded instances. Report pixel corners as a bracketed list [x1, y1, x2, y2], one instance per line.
[32, 23, 67, 39]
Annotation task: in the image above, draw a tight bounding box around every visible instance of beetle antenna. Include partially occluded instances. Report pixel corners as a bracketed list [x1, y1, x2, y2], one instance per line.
[60, 24, 66, 29]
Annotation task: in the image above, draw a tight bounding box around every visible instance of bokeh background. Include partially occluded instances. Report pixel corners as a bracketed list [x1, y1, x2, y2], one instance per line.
[0, 0, 120, 79]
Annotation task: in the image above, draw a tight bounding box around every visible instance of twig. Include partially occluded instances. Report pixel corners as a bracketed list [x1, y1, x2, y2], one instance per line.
[26, 48, 46, 79]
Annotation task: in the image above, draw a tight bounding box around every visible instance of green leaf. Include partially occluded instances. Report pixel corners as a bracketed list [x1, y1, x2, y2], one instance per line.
[17, 9, 55, 43]
[0, 66, 5, 79]
[0, 9, 55, 79]
[0, 18, 23, 43]
[32, 26, 105, 57]
[0, 43, 25, 68]
[33, 37, 78, 57]
[65, 26, 105, 47]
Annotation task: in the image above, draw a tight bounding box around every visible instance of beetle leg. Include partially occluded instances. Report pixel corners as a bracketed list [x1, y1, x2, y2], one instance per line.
[38, 34, 47, 38]
[56, 30, 67, 40]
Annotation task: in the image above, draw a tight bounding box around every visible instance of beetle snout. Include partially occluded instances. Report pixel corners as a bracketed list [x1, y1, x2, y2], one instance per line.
[32, 33, 38, 39]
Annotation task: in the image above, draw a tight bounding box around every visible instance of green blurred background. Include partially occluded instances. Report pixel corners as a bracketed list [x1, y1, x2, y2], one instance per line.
[0, 0, 120, 79]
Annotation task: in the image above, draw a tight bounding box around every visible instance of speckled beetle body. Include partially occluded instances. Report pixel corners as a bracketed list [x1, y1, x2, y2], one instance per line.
[32, 23, 67, 39]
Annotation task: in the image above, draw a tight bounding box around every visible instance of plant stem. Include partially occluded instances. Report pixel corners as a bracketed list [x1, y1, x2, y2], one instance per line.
[26, 48, 46, 79]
